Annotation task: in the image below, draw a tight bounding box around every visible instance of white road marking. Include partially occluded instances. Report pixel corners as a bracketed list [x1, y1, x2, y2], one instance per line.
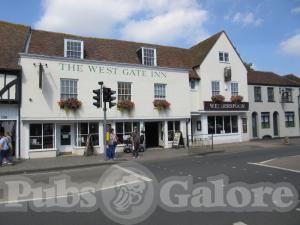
[259, 158, 277, 164]
[296, 208, 300, 212]
[112, 165, 152, 182]
[233, 222, 247, 225]
[232, 166, 236, 169]
[248, 162, 300, 174]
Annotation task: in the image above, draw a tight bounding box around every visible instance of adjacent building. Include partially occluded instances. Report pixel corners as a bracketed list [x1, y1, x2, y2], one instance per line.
[248, 71, 300, 139]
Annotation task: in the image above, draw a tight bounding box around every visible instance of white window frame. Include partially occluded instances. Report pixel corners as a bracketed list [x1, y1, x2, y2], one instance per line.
[29, 123, 55, 150]
[142, 47, 157, 66]
[118, 82, 132, 101]
[60, 79, 78, 100]
[64, 39, 84, 59]
[154, 83, 166, 99]
[76, 122, 100, 147]
[219, 51, 229, 62]
[211, 81, 220, 96]
[231, 82, 239, 96]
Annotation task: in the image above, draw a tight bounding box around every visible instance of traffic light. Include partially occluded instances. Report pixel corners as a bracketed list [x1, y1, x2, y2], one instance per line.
[103, 87, 116, 108]
[109, 89, 116, 108]
[92, 89, 101, 108]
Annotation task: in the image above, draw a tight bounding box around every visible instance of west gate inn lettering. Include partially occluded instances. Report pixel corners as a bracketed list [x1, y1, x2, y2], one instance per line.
[58, 63, 167, 79]
[204, 101, 249, 111]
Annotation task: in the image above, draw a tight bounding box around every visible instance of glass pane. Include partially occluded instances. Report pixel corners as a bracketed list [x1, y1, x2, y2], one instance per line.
[208, 116, 215, 134]
[216, 116, 223, 134]
[168, 121, 174, 131]
[30, 137, 42, 149]
[124, 122, 132, 133]
[116, 122, 123, 134]
[224, 116, 231, 133]
[133, 122, 140, 132]
[175, 121, 180, 131]
[231, 116, 238, 133]
[43, 124, 53, 136]
[43, 136, 53, 149]
[30, 124, 42, 136]
[79, 135, 87, 146]
[79, 123, 88, 135]
[89, 123, 98, 134]
[61, 125, 71, 145]
[91, 134, 99, 146]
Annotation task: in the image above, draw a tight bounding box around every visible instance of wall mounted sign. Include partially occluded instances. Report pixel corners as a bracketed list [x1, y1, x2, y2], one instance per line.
[204, 101, 249, 111]
[58, 63, 167, 79]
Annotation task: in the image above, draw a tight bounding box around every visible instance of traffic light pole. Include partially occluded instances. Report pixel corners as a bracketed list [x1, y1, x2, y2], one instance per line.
[103, 100, 107, 160]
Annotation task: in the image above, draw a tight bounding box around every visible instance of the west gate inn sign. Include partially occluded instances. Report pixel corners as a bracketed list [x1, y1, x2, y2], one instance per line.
[58, 63, 168, 79]
[204, 101, 249, 111]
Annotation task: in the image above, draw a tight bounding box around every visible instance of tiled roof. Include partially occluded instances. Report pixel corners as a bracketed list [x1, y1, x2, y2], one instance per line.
[28, 29, 195, 69]
[189, 31, 223, 67]
[284, 74, 300, 85]
[248, 70, 300, 87]
[0, 21, 30, 70]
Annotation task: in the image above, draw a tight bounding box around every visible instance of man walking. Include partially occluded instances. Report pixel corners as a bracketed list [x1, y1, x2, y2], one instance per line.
[131, 127, 140, 159]
[0, 131, 12, 166]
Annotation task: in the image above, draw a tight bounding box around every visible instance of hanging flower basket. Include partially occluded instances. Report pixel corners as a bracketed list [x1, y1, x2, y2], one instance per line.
[211, 95, 225, 103]
[153, 99, 171, 110]
[231, 95, 244, 103]
[58, 98, 82, 111]
[117, 100, 135, 111]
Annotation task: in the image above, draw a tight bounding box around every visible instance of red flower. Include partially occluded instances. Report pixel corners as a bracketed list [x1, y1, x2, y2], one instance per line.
[117, 100, 135, 110]
[230, 95, 244, 103]
[211, 95, 225, 103]
[58, 98, 82, 111]
[153, 99, 171, 110]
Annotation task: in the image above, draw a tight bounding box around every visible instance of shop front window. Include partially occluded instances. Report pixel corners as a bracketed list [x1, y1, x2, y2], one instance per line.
[168, 121, 180, 141]
[29, 123, 54, 150]
[76, 122, 99, 146]
[116, 122, 140, 144]
[208, 116, 238, 134]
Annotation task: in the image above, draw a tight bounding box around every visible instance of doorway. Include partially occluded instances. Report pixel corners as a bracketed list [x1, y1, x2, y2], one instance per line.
[0, 120, 16, 156]
[273, 112, 279, 136]
[252, 112, 258, 138]
[145, 122, 159, 148]
[58, 124, 74, 152]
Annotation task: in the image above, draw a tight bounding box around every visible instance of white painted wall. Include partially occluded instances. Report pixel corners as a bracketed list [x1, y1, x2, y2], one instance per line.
[248, 85, 300, 138]
[191, 33, 248, 111]
[20, 56, 190, 121]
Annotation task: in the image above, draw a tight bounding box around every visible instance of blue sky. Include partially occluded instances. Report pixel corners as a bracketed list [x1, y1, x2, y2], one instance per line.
[1, 0, 300, 75]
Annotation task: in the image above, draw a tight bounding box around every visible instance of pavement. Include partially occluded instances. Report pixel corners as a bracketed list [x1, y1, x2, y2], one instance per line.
[0, 137, 299, 176]
[1, 139, 300, 225]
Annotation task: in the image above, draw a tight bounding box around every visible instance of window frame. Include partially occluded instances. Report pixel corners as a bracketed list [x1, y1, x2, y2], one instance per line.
[76, 122, 100, 147]
[231, 82, 239, 96]
[115, 122, 140, 144]
[219, 51, 229, 63]
[208, 115, 238, 135]
[254, 86, 262, 102]
[211, 81, 220, 96]
[267, 87, 275, 102]
[118, 82, 132, 101]
[285, 112, 295, 127]
[261, 112, 270, 129]
[64, 39, 84, 59]
[154, 83, 167, 99]
[29, 123, 55, 150]
[60, 78, 78, 100]
[142, 47, 157, 66]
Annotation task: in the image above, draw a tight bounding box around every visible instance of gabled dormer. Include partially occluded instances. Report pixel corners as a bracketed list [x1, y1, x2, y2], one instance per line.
[137, 47, 157, 66]
[64, 39, 84, 59]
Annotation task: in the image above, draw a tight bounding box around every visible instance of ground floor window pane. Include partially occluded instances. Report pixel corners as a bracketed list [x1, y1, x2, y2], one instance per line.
[216, 116, 223, 134]
[242, 118, 247, 133]
[175, 121, 180, 131]
[43, 136, 54, 149]
[124, 122, 132, 136]
[208, 116, 215, 134]
[30, 137, 42, 149]
[29, 123, 54, 150]
[116, 122, 140, 144]
[30, 124, 42, 136]
[78, 122, 99, 146]
[231, 116, 238, 133]
[224, 116, 231, 133]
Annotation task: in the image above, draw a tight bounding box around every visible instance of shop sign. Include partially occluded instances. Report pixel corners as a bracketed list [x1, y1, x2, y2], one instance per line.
[204, 101, 249, 111]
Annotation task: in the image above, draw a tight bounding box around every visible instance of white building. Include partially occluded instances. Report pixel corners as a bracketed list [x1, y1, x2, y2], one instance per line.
[248, 71, 300, 139]
[189, 32, 250, 145]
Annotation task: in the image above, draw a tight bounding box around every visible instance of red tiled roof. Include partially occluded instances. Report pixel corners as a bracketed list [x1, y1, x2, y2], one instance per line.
[0, 21, 30, 70]
[248, 70, 300, 87]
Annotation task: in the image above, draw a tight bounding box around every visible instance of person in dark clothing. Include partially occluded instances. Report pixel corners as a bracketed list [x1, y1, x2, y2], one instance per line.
[131, 127, 140, 158]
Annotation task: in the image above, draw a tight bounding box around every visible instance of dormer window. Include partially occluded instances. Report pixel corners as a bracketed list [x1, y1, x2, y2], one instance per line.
[64, 39, 84, 59]
[141, 47, 157, 66]
[219, 52, 229, 63]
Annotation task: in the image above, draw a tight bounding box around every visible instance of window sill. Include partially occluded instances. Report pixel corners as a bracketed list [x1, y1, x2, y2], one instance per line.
[268, 100, 276, 102]
[280, 101, 294, 103]
[29, 148, 57, 152]
[219, 61, 230, 64]
[254, 101, 263, 103]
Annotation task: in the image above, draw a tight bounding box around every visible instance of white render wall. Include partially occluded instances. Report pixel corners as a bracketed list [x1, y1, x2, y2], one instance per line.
[191, 33, 248, 111]
[248, 85, 300, 139]
[20, 56, 190, 121]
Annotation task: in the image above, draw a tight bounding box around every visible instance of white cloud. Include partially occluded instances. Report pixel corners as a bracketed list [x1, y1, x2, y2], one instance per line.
[230, 12, 263, 27]
[280, 33, 300, 57]
[291, 6, 300, 14]
[35, 0, 209, 45]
